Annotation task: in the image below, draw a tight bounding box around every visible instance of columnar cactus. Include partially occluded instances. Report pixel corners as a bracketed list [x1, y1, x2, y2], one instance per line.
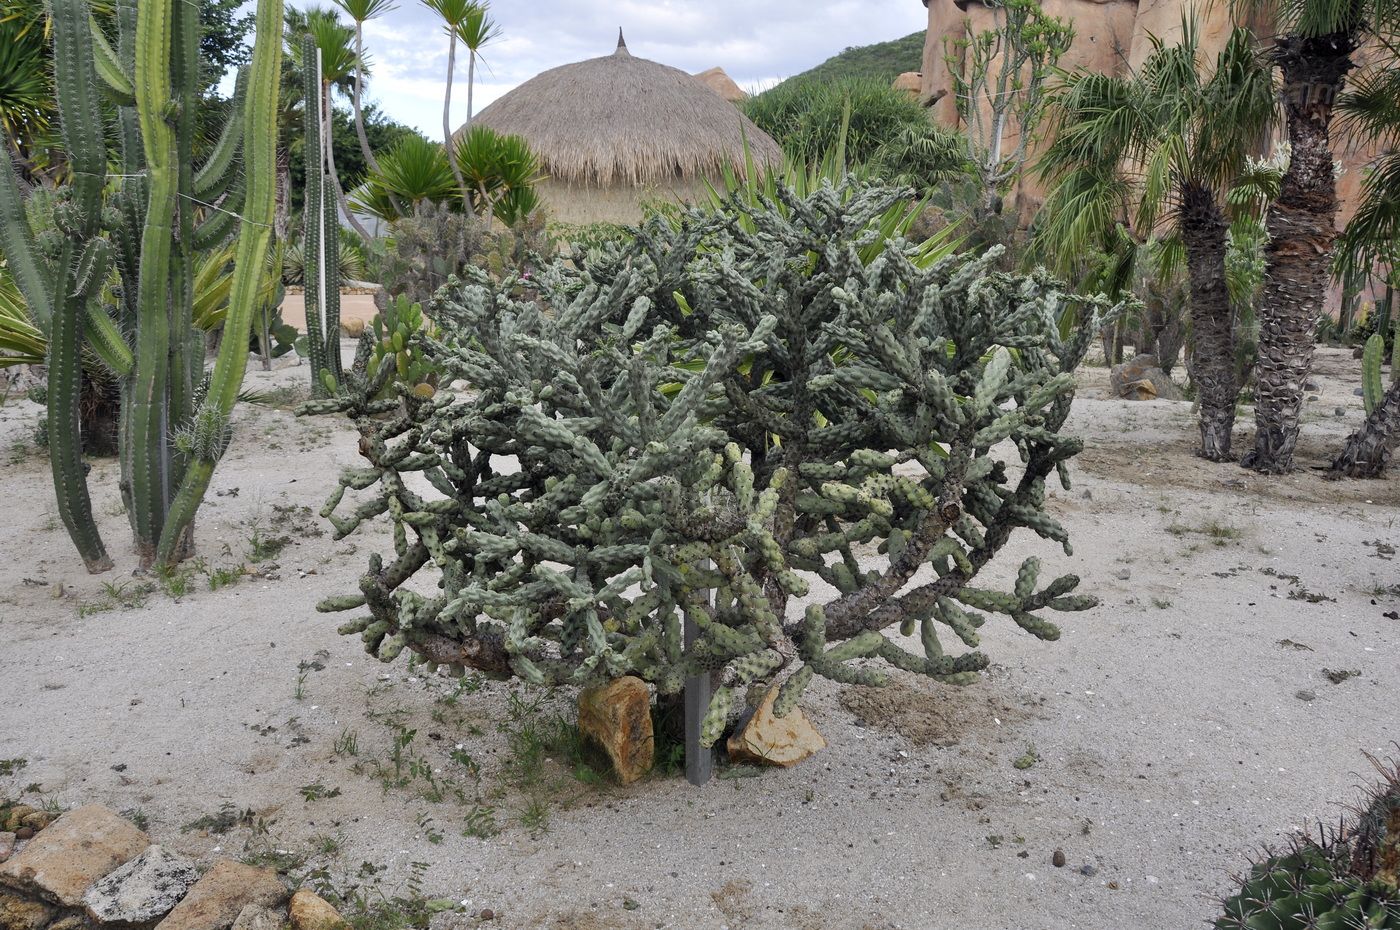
[1217, 754, 1400, 929]
[0, 0, 285, 570]
[301, 36, 344, 398]
[304, 180, 1124, 746]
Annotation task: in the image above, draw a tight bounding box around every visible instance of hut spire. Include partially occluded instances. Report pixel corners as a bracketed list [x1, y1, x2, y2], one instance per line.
[615, 28, 630, 56]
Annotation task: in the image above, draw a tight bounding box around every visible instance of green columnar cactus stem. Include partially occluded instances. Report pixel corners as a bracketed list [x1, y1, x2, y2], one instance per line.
[301, 34, 328, 396]
[156, 0, 284, 565]
[45, 0, 112, 573]
[128, 0, 179, 565]
[1364, 333, 1384, 415]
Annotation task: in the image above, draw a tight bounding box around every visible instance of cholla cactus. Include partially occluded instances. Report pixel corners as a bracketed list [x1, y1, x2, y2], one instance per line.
[304, 179, 1125, 746]
[1216, 753, 1400, 929]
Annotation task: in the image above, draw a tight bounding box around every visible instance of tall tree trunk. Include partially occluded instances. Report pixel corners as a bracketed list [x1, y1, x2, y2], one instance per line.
[321, 82, 371, 241]
[1180, 183, 1239, 461]
[350, 22, 400, 219]
[443, 36, 469, 206]
[1328, 377, 1400, 478]
[1242, 32, 1356, 473]
[351, 24, 381, 175]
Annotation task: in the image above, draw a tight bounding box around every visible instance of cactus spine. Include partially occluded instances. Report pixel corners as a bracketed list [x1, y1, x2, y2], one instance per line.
[0, 0, 285, 571]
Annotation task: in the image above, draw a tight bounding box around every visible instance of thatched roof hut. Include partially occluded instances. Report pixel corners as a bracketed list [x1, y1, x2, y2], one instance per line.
[467, 32, 782, 224]
[694, 66, 747, 102]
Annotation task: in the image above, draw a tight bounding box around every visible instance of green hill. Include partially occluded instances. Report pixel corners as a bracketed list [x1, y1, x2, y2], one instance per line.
[780, 32, 925, 87]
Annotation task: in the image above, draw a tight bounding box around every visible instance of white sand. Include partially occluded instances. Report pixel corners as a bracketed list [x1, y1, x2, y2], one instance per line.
[1, 346, 1397, 930]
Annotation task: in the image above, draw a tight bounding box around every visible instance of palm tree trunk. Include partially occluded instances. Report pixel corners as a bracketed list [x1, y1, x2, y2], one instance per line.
[1242, 32, 1357, 473]
[351, 24, 381, 174]
[1180, 183, 1239, 461]
[322, 81, 372, 241]
[444, 35, 470, 205]
[1327, 377, 1400, 478]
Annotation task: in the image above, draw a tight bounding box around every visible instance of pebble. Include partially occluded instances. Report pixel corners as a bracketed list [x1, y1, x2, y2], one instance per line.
[1295, 689, 1317, 702]
[1115, 568, 1131, 581]
[1307, 394, 1320, 401]
[478, 909, 495, 921]
[14, 828, 33, 841]
[1052, 849, 1067, 868]
[1335, 407, 1347, 417]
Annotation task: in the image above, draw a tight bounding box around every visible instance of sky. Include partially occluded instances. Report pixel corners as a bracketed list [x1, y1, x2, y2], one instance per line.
[287, 0, 929, 137]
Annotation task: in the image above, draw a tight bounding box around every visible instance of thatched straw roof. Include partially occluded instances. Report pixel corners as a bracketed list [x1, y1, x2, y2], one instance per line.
[694, 67, 747, 102]
[467, 33, 782, 187]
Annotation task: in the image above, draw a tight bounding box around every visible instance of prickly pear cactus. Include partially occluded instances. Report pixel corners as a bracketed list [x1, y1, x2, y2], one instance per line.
[302, 179, 1126, 747]
[1217, 754, 1400, 929]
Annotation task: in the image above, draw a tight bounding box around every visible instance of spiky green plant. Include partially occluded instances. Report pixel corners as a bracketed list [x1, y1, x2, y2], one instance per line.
[300, 177, 1126, 748]
[350, 134, 457, 221]
[1217, 752, 1400, 929]
[0, 0, 284, 571]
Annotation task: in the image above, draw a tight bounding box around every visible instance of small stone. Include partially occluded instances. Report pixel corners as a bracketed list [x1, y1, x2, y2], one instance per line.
[1306, 394, 1320, 402]
[2, 807, 34, 834]
[1052, 849, 1067, 868]
[577, 676, 655, 786]
[622, 898, 639, 911]
[1335, 407, 1347, 417]
[1295, 689, 1316, 702]
[0, 833, 14, 863]
[0, 805, 149, 906]
[1080, 864, 1098, 877]
[1304, 380, 1319, 391]
[84, 845, 199, 925]
[1355, 388, 1365, 397]
[1114, 568, 1131, 581]
[0, 890, 54, 930]
[156, 859, 286, 930]
[726, 683, 827, 767]
[478, 908, 495, 921]
[19, 813, 51, 833]
[231, 904, 282, 930]
[289, 889, 347, 930]
[14, 828, 33, 841]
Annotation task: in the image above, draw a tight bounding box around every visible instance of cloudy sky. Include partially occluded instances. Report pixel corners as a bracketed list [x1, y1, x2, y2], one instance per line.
[291, 0, 928, 137]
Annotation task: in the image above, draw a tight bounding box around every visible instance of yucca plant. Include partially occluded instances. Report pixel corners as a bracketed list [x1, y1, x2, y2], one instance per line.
[454, 124, 543, 228]
[350, 133, 457, 221]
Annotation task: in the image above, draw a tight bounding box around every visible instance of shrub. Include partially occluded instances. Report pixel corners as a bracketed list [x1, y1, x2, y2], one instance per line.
[303, 178, 1123, 748]
[744, 76, 952, 172]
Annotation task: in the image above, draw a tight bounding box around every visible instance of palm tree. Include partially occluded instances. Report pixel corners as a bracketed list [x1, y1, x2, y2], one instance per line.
[331, 0, 396, 174]
[421, 0, 490, 205]
[1037, 21, 1275, 460]
[298, 7, 373, 239]
[454, 124, 541, 227]
[456, 2, 499, 135]
[1327, 57, 1400, 477]
[1240, 0, 1400, 472]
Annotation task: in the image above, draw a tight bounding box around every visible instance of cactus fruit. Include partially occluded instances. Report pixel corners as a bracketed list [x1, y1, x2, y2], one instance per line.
[1216, 752, 1400, 929]
[301, 178, 1125, 748]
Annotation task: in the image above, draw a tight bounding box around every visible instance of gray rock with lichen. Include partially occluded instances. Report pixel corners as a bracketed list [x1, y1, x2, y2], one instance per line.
[83, 846, 198, 925]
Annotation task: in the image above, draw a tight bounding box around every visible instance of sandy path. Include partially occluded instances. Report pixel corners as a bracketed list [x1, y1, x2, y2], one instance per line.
[1, 347, 1396, 930]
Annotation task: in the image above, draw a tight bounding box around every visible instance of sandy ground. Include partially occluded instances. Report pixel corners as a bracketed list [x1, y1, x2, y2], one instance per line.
[278, 293, 381, 334]
[1, 346, 1398, 930]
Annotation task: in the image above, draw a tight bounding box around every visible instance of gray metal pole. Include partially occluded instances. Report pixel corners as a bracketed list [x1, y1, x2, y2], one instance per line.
[683, 608, 713, 786]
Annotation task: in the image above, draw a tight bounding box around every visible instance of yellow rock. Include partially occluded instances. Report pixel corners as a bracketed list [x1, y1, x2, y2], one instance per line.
[289, 889, 347, 930]
[726, 683, 826, 767]
[577, 676, 654, 785]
